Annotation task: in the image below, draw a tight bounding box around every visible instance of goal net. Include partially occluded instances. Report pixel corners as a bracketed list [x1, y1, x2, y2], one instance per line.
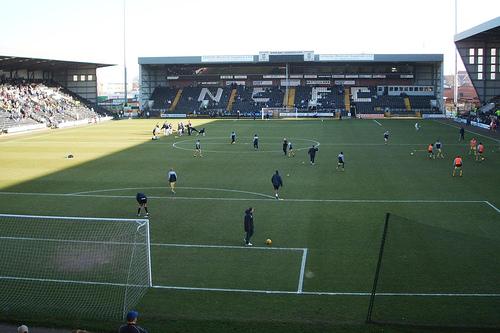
[0, 213, 152, 320]
[261, 107, 298, 119]
[367, 213, 500, 329]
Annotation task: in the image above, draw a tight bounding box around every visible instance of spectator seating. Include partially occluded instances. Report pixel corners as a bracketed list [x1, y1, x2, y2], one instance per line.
[0, 81, 98, 132]
[150, 87, 178, 110]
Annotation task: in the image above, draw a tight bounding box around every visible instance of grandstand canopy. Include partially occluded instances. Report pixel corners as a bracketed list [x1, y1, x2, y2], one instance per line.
[0, 55, 115, 105]
[0, 55, 113, 71]
[454, 17, 500, 43]
[139, 53, 443, 66]
[454, 17, 500, 105]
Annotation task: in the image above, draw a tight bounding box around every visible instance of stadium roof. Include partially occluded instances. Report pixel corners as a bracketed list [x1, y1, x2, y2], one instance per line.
[0, 55, 114, 71]
[454, 16, 500, 42]
[139, 53, 443, 66]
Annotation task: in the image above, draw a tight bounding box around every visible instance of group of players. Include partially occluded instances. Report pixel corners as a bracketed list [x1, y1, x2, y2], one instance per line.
[385, 124, 488, 177]
[140, 122, 490, 220]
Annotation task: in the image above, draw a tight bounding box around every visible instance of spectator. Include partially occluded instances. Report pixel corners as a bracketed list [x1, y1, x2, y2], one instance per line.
[17, 325, 28, 333]
[119, 310, 148, 333]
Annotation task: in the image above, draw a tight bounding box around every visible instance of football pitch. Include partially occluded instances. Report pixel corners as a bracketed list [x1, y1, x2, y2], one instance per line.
[0, 118, 499, 333]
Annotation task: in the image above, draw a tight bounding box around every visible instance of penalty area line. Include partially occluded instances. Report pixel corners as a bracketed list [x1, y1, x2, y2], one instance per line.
[1, 276, 498, 298]
[150, 285, 500, 297]
[373, 120, 382, 126]
[484, 201, 500, 214]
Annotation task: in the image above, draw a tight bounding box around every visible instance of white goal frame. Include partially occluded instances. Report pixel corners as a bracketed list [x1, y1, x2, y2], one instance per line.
[0, 213, 152, 320]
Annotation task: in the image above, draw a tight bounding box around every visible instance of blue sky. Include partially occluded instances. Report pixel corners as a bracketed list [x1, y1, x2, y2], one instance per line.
[0, 0, 499, 83]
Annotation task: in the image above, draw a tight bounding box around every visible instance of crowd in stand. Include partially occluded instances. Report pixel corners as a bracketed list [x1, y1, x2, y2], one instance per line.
[0, 80, 97, 129]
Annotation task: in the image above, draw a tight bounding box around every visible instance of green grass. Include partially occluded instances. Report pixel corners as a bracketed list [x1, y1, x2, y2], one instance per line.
[0, 118, 499, 333]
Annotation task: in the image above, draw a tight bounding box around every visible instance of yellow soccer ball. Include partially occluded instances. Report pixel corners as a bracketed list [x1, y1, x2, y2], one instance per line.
[266, 238, 272, 246]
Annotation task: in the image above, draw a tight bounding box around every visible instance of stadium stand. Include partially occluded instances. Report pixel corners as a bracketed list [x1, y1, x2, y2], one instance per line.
[150, 87, 178, 110]
[0, 80, 99, 132]
[140, 52, 444, 117]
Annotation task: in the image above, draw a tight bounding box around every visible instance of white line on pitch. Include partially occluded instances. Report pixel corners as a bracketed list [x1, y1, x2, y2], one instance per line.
[152, 242, 306, 252]
[0, 191, 488, 205]
[0, 275, 140, 288]
[70, 186, 275, 199]
[297, 248, 308, 293]
[0, 213, 146, 223]
[433, 120, 500, 143]
[1, 275, 498, 298]
[373, 120, 382, 126]
[150, 285, 500, 297]
[0, 236, 304, 252]
[484, 201, 500, 214]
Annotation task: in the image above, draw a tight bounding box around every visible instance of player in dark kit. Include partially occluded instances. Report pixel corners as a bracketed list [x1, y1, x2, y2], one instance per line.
[282, 138, 288, 156]
[459, 127, 465, 141]
[230, 131, 236, 144]
[168, 168, 177, 194]
[135, 193, 149, 217]
[271, 170, 283, 199]
[383, 130, 389, 144]
[253, 134, 259, 150]
[337, 152, 345, 171]
[243, 207, 255, 246]
[308, 145, 319, 165]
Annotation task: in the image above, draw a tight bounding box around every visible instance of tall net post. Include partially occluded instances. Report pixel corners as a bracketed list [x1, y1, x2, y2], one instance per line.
[366, 212, 390, 323]
[367, 213, 500, 329]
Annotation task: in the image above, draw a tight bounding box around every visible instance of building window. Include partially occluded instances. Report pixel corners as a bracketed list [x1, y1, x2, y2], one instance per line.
[478, 57, 483, 64]
[491, 73, 496, 80]
[491, 65, 496, 72]
[478, 48, 483, 56]
[492, 56, 497, 64]
[491, 48, 497, 56]
[478, 65, 483, 72]
[469, 56, 475, 64]
[73, 75, 78, 81]
[87, 75, 93, 81]
[469, 48, 475, 56]
[478, 73, 483, 80]
[80, 75, 86, 81]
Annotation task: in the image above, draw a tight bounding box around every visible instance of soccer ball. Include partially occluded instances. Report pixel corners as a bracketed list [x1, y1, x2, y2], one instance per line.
[410, 152, 414, 155]
[265, 238, 272, 246]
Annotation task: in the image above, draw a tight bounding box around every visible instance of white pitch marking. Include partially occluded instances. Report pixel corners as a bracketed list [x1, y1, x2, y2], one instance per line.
[373, 120, 382, 126]
[1, 274, 497, 298]
[150, 285, 500, 297]
[0, 275, 142, 288]
[0, 236, 305, 252]
[433, 120, 500, 143]
[0, 213, 146, 223]
[297, 248, 308, 293]
[484, 201, 500, 214]
[318, 143, 469, 146]
[69, 186, 275, 199]
[0, 191, 489, 206]
[152, 242, 306, 252]
[172, 136, 320, 154]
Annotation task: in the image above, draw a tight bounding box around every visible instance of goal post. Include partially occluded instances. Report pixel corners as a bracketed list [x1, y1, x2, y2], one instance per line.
[0, 213, 152, 320]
